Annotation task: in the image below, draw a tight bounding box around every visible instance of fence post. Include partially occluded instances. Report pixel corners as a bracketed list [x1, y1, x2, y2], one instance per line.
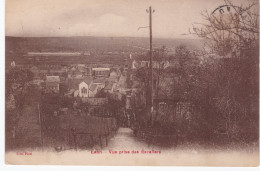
[71, 127, 77, 151]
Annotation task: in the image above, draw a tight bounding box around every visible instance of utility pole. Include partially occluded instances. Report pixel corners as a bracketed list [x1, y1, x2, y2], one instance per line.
[149, 6, 153, 112]
[147, 6, 155, 123]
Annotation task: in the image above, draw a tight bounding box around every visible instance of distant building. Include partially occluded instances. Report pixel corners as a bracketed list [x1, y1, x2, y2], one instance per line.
[29, 79, 44, 87]
[104, 81, 116, 93]
[38, 65, 49, 77]
[11, 61, 16, 68]
[89, 84, 99, 97]
[74, 69, 83, 78]
[89, 78, 106, 97]
[49, 65, 65, 75]
[84, 67, 92, 76]
[68, 77, 93, 97]
[74, 90, 79, 97]
[132, 60, 170, 69]
[46, 76, 60, 93]
[92, 68, 110, 77]
[109, 69, 118, 78]
[115, 73, 128, 94]
[67, 70, 73, 78]
[79, 82, 89, 97]
[93, 78, 106, 86]
[27, 52, 81, 56]
[125, 95, 132, 110]
[30, 66, 39, 78]
[77, 64, 85, 72]
[78, 78, 92, 97]
[67, 76, 119, 98]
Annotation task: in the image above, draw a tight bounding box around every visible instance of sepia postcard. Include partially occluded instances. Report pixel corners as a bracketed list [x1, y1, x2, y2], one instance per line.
[5, 0, 259, 166]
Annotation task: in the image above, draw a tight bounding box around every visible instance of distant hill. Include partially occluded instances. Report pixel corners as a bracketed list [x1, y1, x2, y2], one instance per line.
[6, 36, 203, 53]
[5, 36, 204, 66]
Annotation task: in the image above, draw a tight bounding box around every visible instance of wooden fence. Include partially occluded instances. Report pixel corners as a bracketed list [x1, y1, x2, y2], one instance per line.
[42, 113, 118, 150]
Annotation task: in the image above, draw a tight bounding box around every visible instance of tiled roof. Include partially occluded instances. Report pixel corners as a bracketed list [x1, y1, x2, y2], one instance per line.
[92, 68, 110, 71]
[82, 77, 93, 85]
[89, 84, 98, 92]
[93, 78, 106, 84]
[74, 69, 82, 74]
[104, 82, 113, 90]
[106, 77, 117, 83]
[110, 68, 117, 73]
[30, 66, 38, 70]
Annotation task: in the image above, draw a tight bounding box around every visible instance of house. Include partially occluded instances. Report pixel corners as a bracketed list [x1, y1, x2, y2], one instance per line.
[125, 95, 132, 110]
[79, 81, 90, 97]
[68, 76, 113, 98]
[71, 67, 76, 71]
[67, 70, 73, 78]
[107, 69, 119, 84]
[68, 77, 93, 97]
[29, 79, 44, 87]
[87, 78, 106, 97]
[38, 65, 49, 78]
[30, 66, 39, 78]
[11, 61, 16, 68]
[74, 90, 79, 97]
[115, 74, 127, 94]
[73, 69, 83, 78]
[104, 81, 116, 93]
[92, 68, 110, 77]
[46, 76, 60, 93]
[68, 78, 83, 90]
[49, 66, 64, 75]
[64, 88, 76, 97]
[89, 84, 98, 97]
[92, 78, 106, 88]
[109, 69, 118, 78]
[77, 64, 85, 73]
[131, 60, 149, 69]
[132, 60, 170, 69]
[84, 67, 92, 76]
[106, 76, 118, 84]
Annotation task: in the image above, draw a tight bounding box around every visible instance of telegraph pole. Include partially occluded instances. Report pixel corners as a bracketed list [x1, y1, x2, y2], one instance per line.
[147, 6, 155, 124]
[149, 6, 154, 111]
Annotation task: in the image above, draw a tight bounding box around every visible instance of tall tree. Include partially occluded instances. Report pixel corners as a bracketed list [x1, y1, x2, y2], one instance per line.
[6, 68, 34, 110]
[190, 0, 259, 57]
[190, 0, 259, 141]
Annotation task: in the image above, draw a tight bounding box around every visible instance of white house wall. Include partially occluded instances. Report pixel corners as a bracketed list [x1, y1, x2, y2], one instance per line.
[79, 82, 89, 97]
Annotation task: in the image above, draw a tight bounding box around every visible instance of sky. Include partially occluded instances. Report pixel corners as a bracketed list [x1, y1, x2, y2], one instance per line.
[5, 0, 256, 38]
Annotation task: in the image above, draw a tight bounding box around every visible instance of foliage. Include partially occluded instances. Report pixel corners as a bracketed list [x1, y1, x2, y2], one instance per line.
[186, 0, 259, 143]
[6, 68, 34, 110]
[190, 0, 259, 56]
[96, 90, 126, 118]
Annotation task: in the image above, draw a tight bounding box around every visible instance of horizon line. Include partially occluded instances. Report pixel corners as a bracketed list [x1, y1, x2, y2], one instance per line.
[5, 35, 201, 40]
